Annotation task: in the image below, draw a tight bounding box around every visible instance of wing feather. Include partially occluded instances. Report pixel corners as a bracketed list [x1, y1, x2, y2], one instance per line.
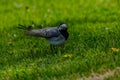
[26, 27, 60, 38]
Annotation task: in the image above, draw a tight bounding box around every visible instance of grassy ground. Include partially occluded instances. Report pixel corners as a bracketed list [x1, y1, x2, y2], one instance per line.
[0, 0, 120, 80]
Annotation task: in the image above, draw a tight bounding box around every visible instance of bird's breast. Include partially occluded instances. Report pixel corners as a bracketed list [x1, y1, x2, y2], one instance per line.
[47, 35, 66, 45]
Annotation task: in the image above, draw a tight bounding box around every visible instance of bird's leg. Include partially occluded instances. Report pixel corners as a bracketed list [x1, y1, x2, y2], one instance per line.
[58, 44, 65, 53]
[50, 44, 54, 52]
[50, 44, 56, 51]
[50, 44, 57, 53]
[59, 44, 65, 48]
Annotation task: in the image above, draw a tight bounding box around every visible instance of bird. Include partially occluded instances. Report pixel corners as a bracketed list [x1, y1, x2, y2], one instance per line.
[18, 23, 69, 45]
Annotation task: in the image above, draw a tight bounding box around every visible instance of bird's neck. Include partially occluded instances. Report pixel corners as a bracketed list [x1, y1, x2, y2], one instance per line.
[59, 29, 69, 40]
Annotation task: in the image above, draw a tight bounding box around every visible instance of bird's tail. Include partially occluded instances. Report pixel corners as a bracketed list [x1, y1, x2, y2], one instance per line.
[18, 24, 33, 30]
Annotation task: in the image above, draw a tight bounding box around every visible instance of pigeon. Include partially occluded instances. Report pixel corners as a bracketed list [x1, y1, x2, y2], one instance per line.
[18, 23, 69, 45]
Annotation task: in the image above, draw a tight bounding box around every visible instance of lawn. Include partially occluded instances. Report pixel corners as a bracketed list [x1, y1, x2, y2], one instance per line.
[0, 0, 120, 80]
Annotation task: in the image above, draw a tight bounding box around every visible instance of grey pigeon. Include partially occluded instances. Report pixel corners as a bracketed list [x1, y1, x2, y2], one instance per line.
[19, 23, 69, 45]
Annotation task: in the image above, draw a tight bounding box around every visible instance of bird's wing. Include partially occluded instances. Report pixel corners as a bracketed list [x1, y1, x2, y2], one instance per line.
[25, 27, 60, 38]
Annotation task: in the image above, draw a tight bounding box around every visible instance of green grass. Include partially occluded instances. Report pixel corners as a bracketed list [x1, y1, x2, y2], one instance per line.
[0, 0, 120, 80]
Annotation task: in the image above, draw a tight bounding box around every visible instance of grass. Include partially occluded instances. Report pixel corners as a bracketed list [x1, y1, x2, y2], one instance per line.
[0, 0, 120, 80]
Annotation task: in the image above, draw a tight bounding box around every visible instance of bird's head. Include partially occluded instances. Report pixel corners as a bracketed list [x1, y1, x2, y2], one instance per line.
[58, 23, 67, 31]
